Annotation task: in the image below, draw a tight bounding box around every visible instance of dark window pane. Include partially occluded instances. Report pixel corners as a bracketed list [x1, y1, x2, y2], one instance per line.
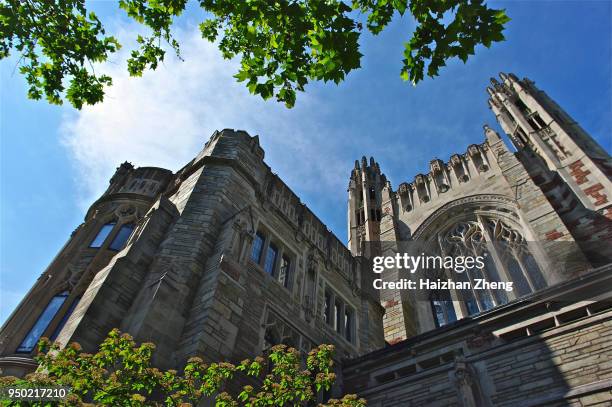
[109, 224, 134, 251]
[251, 232, 265, 263]
[279, 255, 291, 288]
[264, 244, 278, 275]
[466, 298, 479, 316]
[89, 223, 115, 248]
[17, 292, 68, 353]
[335, 300, 342, 333]
[345, 309, 353, 342]
[431, 299, 457, 328]
[50, 297, 80, 341]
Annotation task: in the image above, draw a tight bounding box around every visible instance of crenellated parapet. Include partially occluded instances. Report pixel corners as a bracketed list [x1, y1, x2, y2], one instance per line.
[395, 141, 493, 213]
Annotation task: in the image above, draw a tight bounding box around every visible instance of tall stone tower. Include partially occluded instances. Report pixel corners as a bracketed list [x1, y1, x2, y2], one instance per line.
[488, 73, 612, 261]
[347, 157, 385, 256]
[348, 73, 611, 344]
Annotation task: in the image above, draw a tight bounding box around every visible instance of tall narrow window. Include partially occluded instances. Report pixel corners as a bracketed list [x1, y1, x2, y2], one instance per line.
[17, 292, 69, 353]
[344, 308, 354, 342]
[109, 223, 134, 251]
[305, 269, 316, 309]
[251, 232, 265, 263]
[369, 186, 376, 200]
[89, 223, 115, 248]
[324, 291, 332, 324]
[279, 255, 291, 288]
[264, 243, 278, 275]
[334, 299, 343, 333]
[50, 296, 80, 341]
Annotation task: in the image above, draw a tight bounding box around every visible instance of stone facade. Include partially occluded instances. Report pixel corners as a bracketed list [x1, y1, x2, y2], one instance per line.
[0, 130, 385, 377]
[1, 72, 611, 405]
[348, 73, 612, 345]
[343, 265, 612, 406]
[342, 73, 612, 405]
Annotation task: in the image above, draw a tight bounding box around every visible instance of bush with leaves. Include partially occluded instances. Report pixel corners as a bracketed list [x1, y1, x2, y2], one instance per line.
[0, 328, 366, 406]
[1, 0, 510, 109]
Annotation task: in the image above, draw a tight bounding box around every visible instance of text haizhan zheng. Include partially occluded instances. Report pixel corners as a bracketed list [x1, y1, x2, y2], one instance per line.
[371, 253, 514, 293]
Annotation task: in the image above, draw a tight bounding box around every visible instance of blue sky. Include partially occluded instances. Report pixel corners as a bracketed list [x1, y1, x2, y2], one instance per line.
[1, 1, 611, 325]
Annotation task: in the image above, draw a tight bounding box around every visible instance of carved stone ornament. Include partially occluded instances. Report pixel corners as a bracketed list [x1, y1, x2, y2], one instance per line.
[454, 363, 473, 388]
[307, 250, 319, 272]
[430, 159, 445, 174]
[398, 182, 411, 195]
[412, 194, 517, 240]
[115, 204, 137, 219]
[450, 154, 462, 167]
[467, 145, 480, 157]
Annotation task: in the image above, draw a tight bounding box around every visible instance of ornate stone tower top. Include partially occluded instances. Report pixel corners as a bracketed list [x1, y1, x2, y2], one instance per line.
[487, 72, 612, 212]
[347, 156, 387, 256]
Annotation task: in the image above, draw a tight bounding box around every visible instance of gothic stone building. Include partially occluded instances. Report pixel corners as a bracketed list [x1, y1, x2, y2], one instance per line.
[1, 73, 612, 406]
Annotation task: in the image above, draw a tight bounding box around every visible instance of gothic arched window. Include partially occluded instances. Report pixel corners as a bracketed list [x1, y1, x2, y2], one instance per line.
[17, 291, 69, 353]
[431, 216, 544, 324]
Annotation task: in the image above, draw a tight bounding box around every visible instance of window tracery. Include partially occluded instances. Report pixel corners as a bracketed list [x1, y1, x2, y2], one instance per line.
[431, 216, 545, 327]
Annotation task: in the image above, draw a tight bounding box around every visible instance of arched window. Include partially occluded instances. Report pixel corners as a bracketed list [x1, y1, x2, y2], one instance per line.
[17, 291, 69, 353]
[89, 222, 115, 248]
[109, 223, 135, 251]
[433, 216, 544, 323]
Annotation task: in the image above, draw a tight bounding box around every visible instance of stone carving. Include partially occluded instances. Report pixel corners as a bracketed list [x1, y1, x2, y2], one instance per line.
[415, 174, 426, 185]
[483, 124, 500, 141]
[453, 359, 479, 407]
[450, 154, 462, 167]
[398, 182, 411, 195]
[430, 159, 445, 174]
[115, 204, 137, 220]
[228, 215, 253, 265]
[467, 145, 480, 157]
[412, 194, 517, 240]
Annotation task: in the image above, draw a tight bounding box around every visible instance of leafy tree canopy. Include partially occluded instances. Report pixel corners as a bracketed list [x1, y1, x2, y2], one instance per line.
[1, 0, 510, 109]
[1, 329, 365, 406]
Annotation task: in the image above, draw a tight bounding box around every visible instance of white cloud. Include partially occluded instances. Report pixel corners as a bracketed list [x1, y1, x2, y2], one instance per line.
[60, 26, 348, 211]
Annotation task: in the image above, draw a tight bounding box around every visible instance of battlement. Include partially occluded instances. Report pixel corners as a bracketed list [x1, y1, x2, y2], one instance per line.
[395, 140, 493, 211]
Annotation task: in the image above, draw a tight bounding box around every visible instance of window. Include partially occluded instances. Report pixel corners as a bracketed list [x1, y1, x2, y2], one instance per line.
[431, 299, 457, 328]
[344, 308, 354, 342]
[17, 292, 69, 353]
[324, 291, 332, 324]
[109, 224, 134, 251]
[325, 285, 355, 344]
[89, 223, 115, 248]
[279, 255, 291, 288]
[369, 186, 376, 200]
[50, 297, 80, 340]
[251, 232, 265, 263]
[251, 230, 294, 289]
[264, 243, 278, 275]
[334, 299, 343, 333]
[432, 217, 545, 324]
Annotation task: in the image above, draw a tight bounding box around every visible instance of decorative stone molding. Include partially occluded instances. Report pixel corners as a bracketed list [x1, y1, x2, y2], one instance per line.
[412, 194, 518, 240]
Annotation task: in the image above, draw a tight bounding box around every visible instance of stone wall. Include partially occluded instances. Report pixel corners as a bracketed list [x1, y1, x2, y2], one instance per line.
[0, 129, 386, 377]
[342, 265, 612, 406]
